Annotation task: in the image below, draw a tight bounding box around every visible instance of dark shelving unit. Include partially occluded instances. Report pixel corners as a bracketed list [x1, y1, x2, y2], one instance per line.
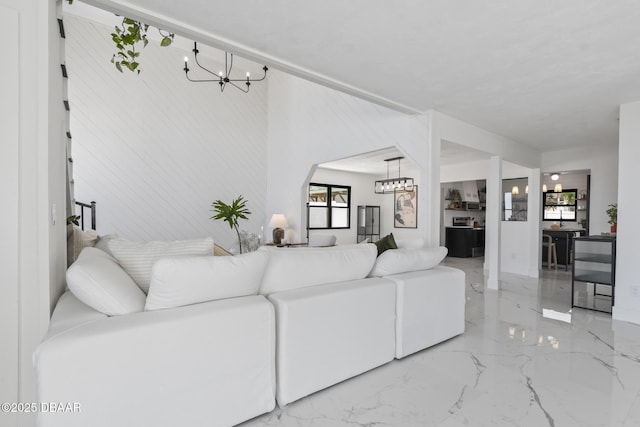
[357, 205, 380, 243]
[571, 236, 616, 314]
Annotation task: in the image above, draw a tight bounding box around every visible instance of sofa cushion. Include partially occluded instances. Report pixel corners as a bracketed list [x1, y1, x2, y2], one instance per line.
[259, 243, 377, 294]
[395, 237, 425, 249]
[145, 251, 269, 311]
[67, 225, 99, 266]
[107, 237, 214, 293]
[94, 233, 120, 255]
[66, 247, 147, 316]
[369, 246, 448, 277]
[374, 233, 397, 256]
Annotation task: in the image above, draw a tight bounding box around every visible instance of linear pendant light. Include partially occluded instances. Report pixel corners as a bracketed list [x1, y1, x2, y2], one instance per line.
[374, 157, 414, 194]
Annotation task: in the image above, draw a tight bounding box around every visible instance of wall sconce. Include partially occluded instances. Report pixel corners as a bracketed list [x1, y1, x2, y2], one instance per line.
[542, 184, 548, 192]
[269, 214, 288, 245]
[511, 185, 519, 195]
[554, 183, 563, 193]
[525, 185, 528, 194]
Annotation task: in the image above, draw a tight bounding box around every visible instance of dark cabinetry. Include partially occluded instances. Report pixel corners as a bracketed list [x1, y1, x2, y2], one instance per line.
[357, 205, 380, 243]
[542, 230, 585, 270]
[571, 236, 616, 313]
[446, 227, 485, 258]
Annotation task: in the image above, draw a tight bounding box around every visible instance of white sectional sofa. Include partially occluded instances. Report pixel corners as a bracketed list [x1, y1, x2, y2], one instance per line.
[34, 237, 465, 426]
[259, 244, 396, 406]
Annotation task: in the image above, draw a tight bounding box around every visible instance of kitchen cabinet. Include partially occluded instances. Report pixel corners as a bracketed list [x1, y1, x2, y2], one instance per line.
[571, 236, 616, 313]
[446, 227, 485, 258]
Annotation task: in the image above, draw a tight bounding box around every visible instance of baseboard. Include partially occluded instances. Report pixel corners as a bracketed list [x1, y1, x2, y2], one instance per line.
[612, 306, 640, 326]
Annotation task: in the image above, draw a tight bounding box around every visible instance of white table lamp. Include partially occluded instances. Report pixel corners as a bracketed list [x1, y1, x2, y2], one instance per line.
[269, 214, 288, 245]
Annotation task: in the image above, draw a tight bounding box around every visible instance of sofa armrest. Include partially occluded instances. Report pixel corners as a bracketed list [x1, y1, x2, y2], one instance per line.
[34, 295, 275, 427]
[43, 292, 107, 339]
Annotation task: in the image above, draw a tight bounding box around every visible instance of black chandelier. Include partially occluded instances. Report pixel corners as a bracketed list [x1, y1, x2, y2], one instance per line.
[183, 42, 268, 93]
[374, 156, 414, 194]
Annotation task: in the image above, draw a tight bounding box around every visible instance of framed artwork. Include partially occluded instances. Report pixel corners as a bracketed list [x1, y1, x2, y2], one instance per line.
[394, 186, 417, 228]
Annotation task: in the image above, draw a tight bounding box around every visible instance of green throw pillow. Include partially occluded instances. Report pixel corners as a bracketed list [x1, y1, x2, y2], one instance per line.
[375, 233, 398, 256]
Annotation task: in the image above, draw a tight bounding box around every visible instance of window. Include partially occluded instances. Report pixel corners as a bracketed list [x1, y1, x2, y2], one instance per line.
[502, 178, 528, 221]
[543, 189, 577, 221]
[307, 183, 351, 229]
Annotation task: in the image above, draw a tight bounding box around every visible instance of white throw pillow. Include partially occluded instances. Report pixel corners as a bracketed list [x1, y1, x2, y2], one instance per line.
[145, 251, 268, 311]
[259, 243, 377, 294]
[107, 237, 214, 293]
[368, 246, 448, 277]
[66, 247, 147, 316]
[94, 234, 120, 255]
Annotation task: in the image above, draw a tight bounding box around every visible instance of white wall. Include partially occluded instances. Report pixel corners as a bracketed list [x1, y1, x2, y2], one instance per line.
[435, 112, 542, 278]
[266, 71, 434, 245]
[614, 101, 640, 325]
[308, 167, 424, 245]
[441, 159, 489, 183]
[0, 1, 66, 425]
[307, 168, 384, 244]
[437, 112, 541, 169]
[541, 145, 618, 235]
[65, 15, 268, 252]
[0, 5, 20, 422]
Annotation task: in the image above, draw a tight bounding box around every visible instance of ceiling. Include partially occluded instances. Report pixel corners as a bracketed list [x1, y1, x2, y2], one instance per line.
[319, 142, 493, 176]
[83, 0, 640, 153]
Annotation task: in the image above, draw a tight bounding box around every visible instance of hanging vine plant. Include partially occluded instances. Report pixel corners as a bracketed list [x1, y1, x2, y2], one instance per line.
[66, 0, 174, 74]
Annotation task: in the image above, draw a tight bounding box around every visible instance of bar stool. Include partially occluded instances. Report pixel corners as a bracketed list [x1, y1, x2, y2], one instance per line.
[542, 234, 557, 270]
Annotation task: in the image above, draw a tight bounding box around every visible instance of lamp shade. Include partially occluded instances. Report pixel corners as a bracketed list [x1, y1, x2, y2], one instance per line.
[554, 183, 563, 193]
[542, 184, 548, 192]
[511, 185, 519, 195]
[269, 214, 288, 229]
[269, 214, 288, 245]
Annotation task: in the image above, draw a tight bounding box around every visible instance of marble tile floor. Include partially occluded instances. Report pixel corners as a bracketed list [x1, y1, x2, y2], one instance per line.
[241, 257, 640, 427]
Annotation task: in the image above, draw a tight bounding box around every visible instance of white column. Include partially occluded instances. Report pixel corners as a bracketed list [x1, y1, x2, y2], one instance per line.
[425, 111, 441, 247]
[613, 101, 640, 325]
[0, 2, 66, 426]
[0, 6, 20, 423]
[528, 168, 541, 278]
[486, 156, 502, 290]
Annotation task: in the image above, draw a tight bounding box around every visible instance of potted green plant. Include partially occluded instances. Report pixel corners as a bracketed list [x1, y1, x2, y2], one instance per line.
[211, 195, 252, 254]
[606, 203, 617, 233]
[446, 188, 462, 209]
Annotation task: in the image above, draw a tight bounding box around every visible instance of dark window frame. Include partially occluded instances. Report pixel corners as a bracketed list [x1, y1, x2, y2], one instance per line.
[307, 183, 351, 230]
[543, 188, 578, 222]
